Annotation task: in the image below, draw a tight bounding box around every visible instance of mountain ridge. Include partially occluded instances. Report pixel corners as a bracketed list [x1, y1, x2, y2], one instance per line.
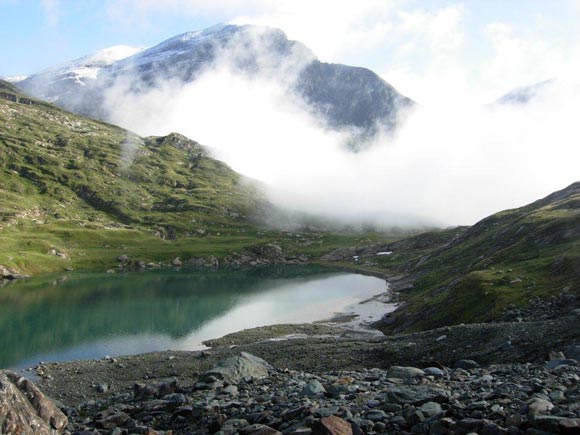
[15, 23, 414, 149]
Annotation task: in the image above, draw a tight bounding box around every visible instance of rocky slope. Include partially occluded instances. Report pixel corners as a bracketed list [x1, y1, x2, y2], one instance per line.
[15, 24, 413, 148]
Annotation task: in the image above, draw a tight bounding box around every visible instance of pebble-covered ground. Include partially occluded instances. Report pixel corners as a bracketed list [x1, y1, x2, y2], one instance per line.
[62, 354, 580, 435]
[29, 310, 580, 435]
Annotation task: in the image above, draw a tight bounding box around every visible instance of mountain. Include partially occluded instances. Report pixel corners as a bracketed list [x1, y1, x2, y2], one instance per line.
[15, 24, 414, 148]
[0, 80, 400, 276]
[375, 182, 580, 333]
[0, 78, 268, 274]
[493, 78, 580, 105]
[15, 45, 143, 117]
[494, 79, 556, 105]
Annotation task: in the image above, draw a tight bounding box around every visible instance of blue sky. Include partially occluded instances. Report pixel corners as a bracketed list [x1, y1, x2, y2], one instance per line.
[2, 0, 580, 102]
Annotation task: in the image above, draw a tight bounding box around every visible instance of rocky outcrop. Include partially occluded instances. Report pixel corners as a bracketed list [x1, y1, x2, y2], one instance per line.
[113, 243, 309, 272]
[224, 243, 309, 267]
[0, 265, 28, 280]
[0, 371, 67, 434]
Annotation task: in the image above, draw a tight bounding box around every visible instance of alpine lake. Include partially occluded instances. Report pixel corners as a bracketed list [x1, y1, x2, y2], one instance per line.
[0, 266, 389, 369]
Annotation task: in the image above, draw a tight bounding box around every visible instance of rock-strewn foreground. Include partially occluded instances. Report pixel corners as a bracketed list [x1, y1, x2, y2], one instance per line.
[6, 310, 576, 434]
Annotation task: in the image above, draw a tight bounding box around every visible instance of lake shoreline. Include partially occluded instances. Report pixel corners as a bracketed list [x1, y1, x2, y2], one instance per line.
[3, 266, 393, 370]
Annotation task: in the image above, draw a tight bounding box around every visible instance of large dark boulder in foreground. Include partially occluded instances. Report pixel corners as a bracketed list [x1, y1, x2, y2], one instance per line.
[0, 370, 67, 434]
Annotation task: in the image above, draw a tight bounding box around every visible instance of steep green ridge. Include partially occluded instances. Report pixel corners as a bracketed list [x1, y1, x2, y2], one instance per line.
[379, 182, 580, 333]
[0, 80, 400, 275]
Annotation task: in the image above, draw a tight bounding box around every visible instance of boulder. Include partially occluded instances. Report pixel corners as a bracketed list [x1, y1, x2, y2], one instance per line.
[0, 370, 68, 434]
[387, 366, 425, 379]
[386, 386, 450, 405]
[419, 401, 443, 418]
[201, 352, 273, 384]
[312, 416, 353, 435]
[453, 360, 480, 370]
[527, 397, 554, 418]
[300, 380, 326, 397]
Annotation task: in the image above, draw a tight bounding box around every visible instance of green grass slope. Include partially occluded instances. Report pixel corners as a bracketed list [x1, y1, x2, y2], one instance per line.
[0, 80, 401, 275]
[0, 80, 266, 274]
[379, 182, 580, 333]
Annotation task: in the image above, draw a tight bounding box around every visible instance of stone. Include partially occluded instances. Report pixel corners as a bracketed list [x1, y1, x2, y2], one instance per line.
[312, 416, 353, 435]
[300, 380, 326, 397]
[223, 385, 239, 396]
[365, 410, 387, 422]
[387, 366, 425, 379]
[405, 410, 425, 426]
[419, 401, 443, 418]
[95, 411, 130, 430]
[424, 367, 446, 377]
[386, 386, 450, 405]
[201, 352, 273, 384]
[382, 403, 402, 413]
[0, 370, 68, 435]
[527, 397, 554, 417]
[454, 360, 480, 370]
[326, 383, 358, 398]
[546, 359, 578, 370]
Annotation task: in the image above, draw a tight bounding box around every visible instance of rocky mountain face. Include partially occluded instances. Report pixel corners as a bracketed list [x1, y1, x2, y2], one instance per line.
[14, 24, 413, 149]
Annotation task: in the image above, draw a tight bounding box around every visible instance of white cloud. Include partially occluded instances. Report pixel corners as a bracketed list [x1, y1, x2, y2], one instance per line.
[100, 41, 580, 227]
[35, 1, 580, 227]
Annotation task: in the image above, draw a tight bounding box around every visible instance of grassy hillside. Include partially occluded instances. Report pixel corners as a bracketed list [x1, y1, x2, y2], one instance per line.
[378, 182, 580, 333]
[0, 80, 401, 275]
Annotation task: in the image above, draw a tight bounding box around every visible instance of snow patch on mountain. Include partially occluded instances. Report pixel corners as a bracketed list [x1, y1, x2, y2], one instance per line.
[44, 45, 145, 83]
[2, 75, 29, 84]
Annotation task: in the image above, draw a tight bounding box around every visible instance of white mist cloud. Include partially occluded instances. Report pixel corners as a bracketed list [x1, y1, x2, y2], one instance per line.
[86, 2, 580, 227]
[102, 55, 580, 227]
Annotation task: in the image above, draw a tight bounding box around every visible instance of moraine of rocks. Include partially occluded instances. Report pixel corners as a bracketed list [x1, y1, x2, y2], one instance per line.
[24, 351, 580, 434]
[12, 309, 579, 434]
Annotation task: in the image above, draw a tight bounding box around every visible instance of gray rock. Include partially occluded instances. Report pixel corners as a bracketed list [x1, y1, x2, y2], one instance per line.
[387, 366, 425, 379]
[365, 409, 387, 422]
[299, 380, 326, 397]
[326, 383, 358, 398]
[545, 358, 578, 370]
[454, 360, 480, 370]
[419, 402, 443, 418]
[405, 410, 424, 426]
[223, 385, 239, 396]
[202, 352, 273, 384]
[527, 397, 554, 417]
[386, 386, 450, 405]
[424, 367, 446, 378]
